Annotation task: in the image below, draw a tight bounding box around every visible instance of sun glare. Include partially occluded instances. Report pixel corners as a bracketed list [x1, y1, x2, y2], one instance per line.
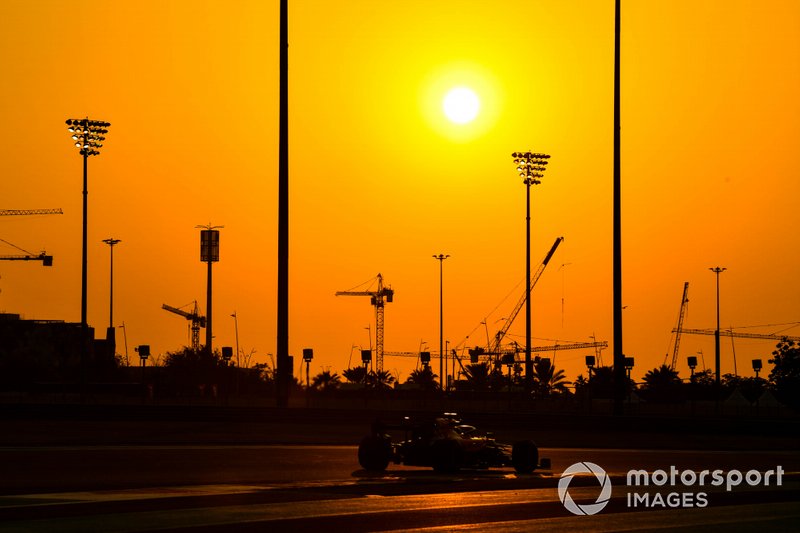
[443, 87, 480, 124]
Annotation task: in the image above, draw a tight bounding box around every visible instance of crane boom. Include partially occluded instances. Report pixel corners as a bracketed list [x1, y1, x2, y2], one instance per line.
[490, 236, 563, 353]
[673, 328, 800, 342]
[0, 209, 63, 216]
[0, 252, 53, 266]
[669, 282, 690, 370]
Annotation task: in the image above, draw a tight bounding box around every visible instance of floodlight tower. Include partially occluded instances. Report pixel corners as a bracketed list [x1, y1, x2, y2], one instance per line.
[511, 151, 550, 393]
[66, 118, 110, 382]
[197, 224, 223, 356]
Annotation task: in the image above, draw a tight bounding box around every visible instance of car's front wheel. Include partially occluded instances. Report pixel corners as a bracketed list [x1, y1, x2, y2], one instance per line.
[512, 440, 539, 474]
[358, 435, 392, 471]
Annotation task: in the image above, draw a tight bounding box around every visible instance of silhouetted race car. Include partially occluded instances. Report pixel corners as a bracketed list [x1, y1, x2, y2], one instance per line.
[358, 412, 548, 473]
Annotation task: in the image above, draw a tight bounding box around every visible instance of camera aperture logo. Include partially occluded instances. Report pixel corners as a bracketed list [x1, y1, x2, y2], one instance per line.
[558, 462, 785, 515]
[558, 462, 612, 515]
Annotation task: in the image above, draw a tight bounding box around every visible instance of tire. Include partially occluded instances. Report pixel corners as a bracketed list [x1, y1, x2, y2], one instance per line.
[358, 435, 391, 471]
[512, 440, 539, 474]
[431, 439, 462, 473]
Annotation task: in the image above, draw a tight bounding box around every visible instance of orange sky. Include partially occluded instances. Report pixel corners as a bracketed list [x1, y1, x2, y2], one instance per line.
[1, 0, 798, 384]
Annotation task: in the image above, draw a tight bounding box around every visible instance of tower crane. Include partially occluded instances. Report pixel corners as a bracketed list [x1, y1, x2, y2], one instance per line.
[336, 273, 394, 372]
[666, 282, 690, 370]
[487, 236, 563, 356]
[162, 302, 206, 352]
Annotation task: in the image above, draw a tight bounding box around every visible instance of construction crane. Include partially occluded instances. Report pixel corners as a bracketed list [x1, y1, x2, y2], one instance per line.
[162, 302, 206, 352]
[666, 282, 690, 370]
[487, 236, 563, 356]
[0, 251, 53, 266]
[0, 237, 53, 266]
[0, 208, 63, 216]
[673, 328, 800, 343]
[336, 273, 394, 372]
[0, 209, 62, 267]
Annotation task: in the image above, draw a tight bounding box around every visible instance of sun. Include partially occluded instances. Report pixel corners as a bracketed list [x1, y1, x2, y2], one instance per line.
[443, 87, 480, 124]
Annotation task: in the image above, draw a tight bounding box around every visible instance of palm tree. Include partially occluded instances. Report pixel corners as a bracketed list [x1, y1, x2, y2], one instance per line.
[343, 366, 368, 384]
[405, 366, 438, 391]
[463, 362, 490, 391]
[641, 364, 682, 403]
[532, 357, 571, 397]
[311, 370, 341, 392]
[368, 369, 395, 390]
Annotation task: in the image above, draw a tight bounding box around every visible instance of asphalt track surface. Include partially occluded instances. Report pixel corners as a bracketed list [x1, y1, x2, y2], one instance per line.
[1, 445, 798, 532]
[1, 404, 798, 531]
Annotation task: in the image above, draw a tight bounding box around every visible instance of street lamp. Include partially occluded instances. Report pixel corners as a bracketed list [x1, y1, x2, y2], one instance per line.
[66, 118, 110, 380]
[102, 238, 121, 329]
[709, 266, 726, 389]
[433, 253, 449, 391]
[511, 151, 550, 393]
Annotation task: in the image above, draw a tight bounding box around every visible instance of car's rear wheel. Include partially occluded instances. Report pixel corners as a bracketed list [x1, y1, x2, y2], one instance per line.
[432, 438, 462, 473]
[358, 435, 392, 471]
[512, 440, 538, 474]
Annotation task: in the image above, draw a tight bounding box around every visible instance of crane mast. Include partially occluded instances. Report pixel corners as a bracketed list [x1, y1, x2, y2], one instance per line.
[336, 273, 394, 372]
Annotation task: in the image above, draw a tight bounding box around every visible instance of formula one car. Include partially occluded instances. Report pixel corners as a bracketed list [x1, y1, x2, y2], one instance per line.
[357, 413, 548, 474]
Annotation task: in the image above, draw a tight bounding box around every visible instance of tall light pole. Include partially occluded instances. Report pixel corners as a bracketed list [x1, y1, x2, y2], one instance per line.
[197, 224, 223, 356]
[102, 238, 121, 329]
[612, 0, 625, 416]
[231, 312, 240, 369]
[511, 151, 550, 393]
[709, 266, 726, 389]
[66, 118, 110, 382]
[276, 0, 290, 408]
[433, 253, 449, 391]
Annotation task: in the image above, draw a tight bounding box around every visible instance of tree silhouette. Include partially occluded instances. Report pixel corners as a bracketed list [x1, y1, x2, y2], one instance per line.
[588, 365, 634, 399]
[343, 366, 368, 384]
[641, 364, 683, 403]
[768, 340, 800, 407]
[310, 370, 341, 392]
[405, 366, 438, 391]
[531, 358, 571, 397]
[368, 369, 395, 390]
[463, 362, 490, 391]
